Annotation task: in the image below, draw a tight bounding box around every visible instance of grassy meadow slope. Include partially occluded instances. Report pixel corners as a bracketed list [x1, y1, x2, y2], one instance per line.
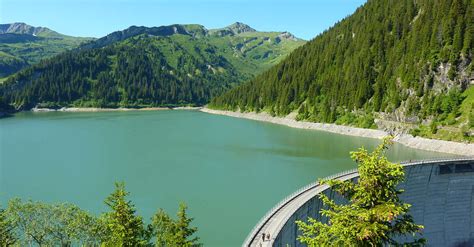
[0, 23, 93, 78]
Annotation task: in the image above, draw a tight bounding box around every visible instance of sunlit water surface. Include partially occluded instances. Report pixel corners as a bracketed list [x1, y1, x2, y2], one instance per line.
[0, 110, 449, 246]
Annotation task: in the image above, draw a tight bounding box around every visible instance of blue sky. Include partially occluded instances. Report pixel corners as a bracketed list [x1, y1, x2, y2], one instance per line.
[1, 0, 366, 40]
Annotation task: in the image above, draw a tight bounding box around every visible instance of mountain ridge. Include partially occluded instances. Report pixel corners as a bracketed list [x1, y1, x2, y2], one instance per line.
[210, 0, 473, 143]
[0, 22, 305, 110]
[0, 22, 62, 37]
[0, 23, 94, 78]
[209, 22, 257, 36]
[80, 22, 302, 50]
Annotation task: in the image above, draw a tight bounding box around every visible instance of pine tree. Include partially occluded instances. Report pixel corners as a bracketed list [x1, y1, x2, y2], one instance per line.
[102, 182, 147, 246]
[296, 137, 425, 246]
[152, 209, 175, 247]
[151, 203, 200, 247]
[173, 203, 200, 247]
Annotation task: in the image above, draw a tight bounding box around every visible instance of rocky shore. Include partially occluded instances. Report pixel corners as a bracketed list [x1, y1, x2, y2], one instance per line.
[31, 106, 202, 112]
[200, 108, 474, 156]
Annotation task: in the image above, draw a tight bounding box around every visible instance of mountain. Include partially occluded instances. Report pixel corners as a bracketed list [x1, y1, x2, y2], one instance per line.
[209, 22, 256, 36]
[0, 23, 305, 109]
[0, 22, 63, 37]
[80, 22, 260, 50]
[210, 0, 473, 143]
[79, 24, 207, 50]
[78, 23, 304, 71]
[0, 23, 93, 78]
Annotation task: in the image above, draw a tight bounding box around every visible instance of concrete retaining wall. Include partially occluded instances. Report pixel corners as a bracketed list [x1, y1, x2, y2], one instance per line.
[273, 160, 474, 247]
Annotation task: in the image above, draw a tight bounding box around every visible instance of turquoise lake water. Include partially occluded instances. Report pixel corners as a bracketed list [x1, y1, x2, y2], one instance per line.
[0, 110, 450, 246]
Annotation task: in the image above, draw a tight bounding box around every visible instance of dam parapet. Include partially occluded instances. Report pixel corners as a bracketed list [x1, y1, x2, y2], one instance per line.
[244, 157, 474, 247]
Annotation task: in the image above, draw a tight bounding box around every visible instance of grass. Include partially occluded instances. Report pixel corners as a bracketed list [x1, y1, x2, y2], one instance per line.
[207, 31, 305, 76]
[411, 85, 474, 143]
[459, 85, 474, 123]
[0, 35, 94, 77]
[122, 32, 305, 79]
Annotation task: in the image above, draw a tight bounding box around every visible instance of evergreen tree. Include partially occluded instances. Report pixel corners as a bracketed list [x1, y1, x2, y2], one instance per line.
[152, 209, 175, 247]
[173, 203, 200, 247]
[151, 203, 200, 247]
[296, 137, 425, 246]
[102, 182, 148, 246]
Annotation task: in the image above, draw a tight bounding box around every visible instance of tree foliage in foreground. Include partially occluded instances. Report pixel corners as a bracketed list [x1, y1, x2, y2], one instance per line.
[101, 182, 148, 246]
[5, 199, 101, 246]
[296, 137, 425, 246]
[1, 182, 199, 246]
[152, 203, 200, 247]
[0, 205, 17, 246]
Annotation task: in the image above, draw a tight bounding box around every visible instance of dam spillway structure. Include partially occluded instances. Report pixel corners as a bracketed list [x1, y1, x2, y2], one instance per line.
[244, 158, 474, 247]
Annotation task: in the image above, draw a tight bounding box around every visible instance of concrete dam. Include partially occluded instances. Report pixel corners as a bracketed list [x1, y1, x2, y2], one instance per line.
[244, 158, 474, 247]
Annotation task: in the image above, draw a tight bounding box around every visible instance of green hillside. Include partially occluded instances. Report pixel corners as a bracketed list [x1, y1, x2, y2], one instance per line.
[0, 23, 305, 109]
[209, 30, 304, 76]
[210, 0, 473, 142]
[0, 23, 93, 78]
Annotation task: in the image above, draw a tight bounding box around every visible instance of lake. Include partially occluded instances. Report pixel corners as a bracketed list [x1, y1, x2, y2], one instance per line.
[0, 110, 449, 246]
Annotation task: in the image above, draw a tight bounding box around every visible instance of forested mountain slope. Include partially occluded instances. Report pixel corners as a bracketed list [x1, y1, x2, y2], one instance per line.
[0, 23, 93, 78]
[0, 23, 304, 109]
[210, 0, 474, 142]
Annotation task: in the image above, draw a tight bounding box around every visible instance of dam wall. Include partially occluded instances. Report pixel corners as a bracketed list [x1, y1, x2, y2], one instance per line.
[245, 158, 474, 247]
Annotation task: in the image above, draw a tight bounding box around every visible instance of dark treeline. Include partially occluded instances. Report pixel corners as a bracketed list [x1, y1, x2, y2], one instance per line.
[210, 0, 473, 131]
[0, 34, 242, 110]
[0, 182, 200, 247]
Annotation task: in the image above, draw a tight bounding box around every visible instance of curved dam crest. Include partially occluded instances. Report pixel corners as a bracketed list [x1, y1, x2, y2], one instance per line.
[246, 158, 474, 247]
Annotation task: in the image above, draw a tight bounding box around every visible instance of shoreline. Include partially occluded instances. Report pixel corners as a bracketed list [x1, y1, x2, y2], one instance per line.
[200, 108, 474, 156]
[31, 106, 202, 112]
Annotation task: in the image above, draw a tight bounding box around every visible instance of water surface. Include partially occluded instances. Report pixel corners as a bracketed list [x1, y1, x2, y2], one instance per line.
[0, 110, 449, 246]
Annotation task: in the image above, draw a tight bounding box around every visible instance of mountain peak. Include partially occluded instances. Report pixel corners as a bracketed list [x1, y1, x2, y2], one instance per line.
[276, 31, 298, 42]
[226, 22, 256, 33]
[0, 22, 62, 37]
[209, 22, 256, 37]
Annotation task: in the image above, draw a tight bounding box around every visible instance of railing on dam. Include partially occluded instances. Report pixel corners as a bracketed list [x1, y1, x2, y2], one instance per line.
[242, 156, 474, 247]
[242, 168, 360, 246]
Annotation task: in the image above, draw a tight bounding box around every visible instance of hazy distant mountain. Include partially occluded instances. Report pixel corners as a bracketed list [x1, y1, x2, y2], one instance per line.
[1, 22, 305, 109]
[0, 23, 93, 78]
